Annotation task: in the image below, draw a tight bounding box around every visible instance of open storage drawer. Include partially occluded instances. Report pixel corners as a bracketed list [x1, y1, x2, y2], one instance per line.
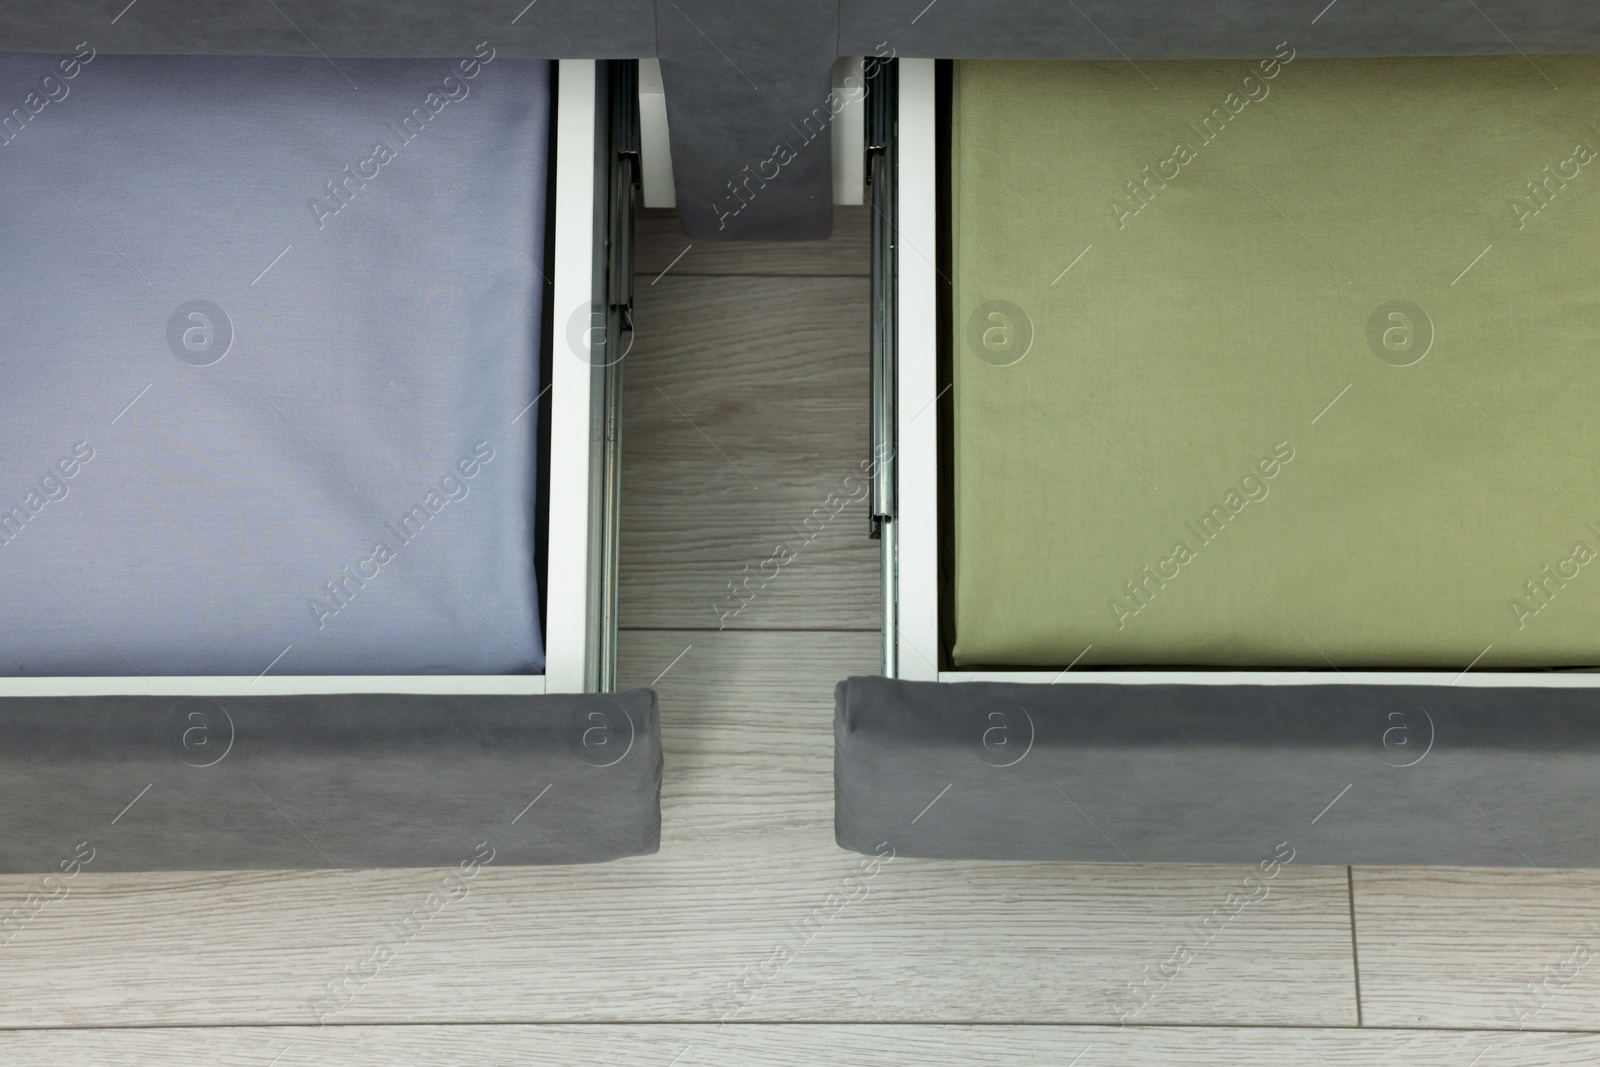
[838, 56, 1600, 867]
[0, 55, 659, 871]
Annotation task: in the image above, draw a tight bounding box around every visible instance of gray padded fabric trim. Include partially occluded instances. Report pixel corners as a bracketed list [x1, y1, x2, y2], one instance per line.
[0, 1, 655, 59]
[841, 0, 1600, 60]
[658, 0, 838, 240]
[835, 676, 1600, 867]
[0, 689, 660, 871]
[7, 1, 1600, 240]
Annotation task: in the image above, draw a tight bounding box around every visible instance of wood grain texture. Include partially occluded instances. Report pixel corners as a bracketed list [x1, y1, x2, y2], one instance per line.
[0, 633, 1355, 1028]
[635, 208, 870, 278]
[1354, 867, 1600, 1031]
[2, 1024, 1597, 1067]
[618, 275, 880, 630]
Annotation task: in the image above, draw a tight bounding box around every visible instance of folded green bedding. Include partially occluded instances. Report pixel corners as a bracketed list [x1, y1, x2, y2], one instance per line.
[951, 55, 1600, 669]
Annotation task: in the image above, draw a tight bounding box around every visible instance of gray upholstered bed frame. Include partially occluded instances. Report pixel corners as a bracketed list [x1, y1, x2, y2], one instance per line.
[8, 2, 1599, 870]
[10, 2, 1594, 240]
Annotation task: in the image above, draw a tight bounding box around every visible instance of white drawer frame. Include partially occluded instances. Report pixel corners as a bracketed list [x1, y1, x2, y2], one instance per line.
[0, 59, 622, 699]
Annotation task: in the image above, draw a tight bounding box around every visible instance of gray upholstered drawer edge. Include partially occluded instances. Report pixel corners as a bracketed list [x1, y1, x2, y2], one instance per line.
[835, 676, 1600, 867]
[0, 688, 660, 872]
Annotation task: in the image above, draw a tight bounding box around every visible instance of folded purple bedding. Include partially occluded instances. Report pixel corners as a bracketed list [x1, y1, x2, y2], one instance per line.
[0, 51, 550, 675]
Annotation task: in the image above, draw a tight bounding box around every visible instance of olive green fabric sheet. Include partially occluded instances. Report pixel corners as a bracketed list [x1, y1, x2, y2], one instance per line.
[951, 55, 1600, 669]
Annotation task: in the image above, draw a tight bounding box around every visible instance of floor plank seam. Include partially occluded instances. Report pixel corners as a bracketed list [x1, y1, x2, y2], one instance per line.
[6, 1021, 1600, 1034]
[1347, 865, 1364, 1027]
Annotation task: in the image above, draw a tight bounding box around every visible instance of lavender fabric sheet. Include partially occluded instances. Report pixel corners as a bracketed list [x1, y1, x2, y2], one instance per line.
[0, 51, 549, 675]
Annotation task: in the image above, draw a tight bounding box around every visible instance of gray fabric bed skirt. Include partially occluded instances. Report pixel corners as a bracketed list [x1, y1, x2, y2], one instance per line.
[0, 688, 661, 871]
[835, 676, 1600, 867]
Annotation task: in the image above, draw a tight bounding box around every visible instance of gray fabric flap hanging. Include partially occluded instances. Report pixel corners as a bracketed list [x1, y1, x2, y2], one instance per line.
[835, 675, 1600, 867]
[839, 0, 1600, 62]
[0, 0, 656, 60]
[8, 1, 1600, 241]
[0, 688, 661, 871]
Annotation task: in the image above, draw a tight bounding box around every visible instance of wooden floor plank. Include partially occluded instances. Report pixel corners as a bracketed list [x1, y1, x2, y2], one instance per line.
[635, 207, 869, 278]
[619, 275, 879, 631]
[1354, 867, 1600, 1031]
[1, 1024, 1596, 1067]
[0, 633, 1354, 1029]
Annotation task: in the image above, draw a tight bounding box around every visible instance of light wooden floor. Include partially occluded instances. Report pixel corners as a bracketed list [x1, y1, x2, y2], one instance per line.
[4, 209, 1600, 1065]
